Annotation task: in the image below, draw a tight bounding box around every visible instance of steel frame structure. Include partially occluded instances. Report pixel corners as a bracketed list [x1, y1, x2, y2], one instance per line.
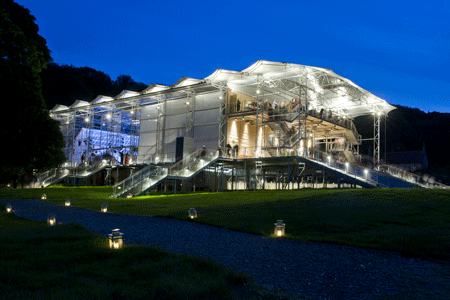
[49, 61, 395, 180]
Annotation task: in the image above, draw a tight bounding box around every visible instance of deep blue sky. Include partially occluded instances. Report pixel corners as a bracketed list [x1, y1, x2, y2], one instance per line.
[16, 0, 450, 113]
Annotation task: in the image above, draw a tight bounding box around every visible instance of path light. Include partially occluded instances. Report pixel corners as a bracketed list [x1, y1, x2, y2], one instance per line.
[109, 229, 124, 249]
[188, 208, 197, 219]
[101, 203, 108, 213]
[41, 193, 47, 200]
[65, 199, 71, 206]
[47, 214, 56, 226]
[6, 204, 12, 213]
[274, 220, 285, 237]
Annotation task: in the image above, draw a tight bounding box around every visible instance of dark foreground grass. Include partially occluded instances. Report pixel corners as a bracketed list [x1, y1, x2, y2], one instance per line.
[0, 204, 290, 300]
[2, 187, 450, 262]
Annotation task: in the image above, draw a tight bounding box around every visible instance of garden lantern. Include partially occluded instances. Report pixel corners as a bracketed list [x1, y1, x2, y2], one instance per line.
[6, 204, 12, 213]
[41, 193, 47, 200]
[274, 220, 285, 237]
[65, 199, 71, 206]
[47, 214, 56, 226]
[109, 229, 124, 249]
[101, 203, 108, 213]
[188, 208, 197, 219]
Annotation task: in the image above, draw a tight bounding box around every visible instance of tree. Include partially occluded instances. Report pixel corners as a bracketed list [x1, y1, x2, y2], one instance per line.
[113, 74, 147, 95]
[0, 0, 65, 187]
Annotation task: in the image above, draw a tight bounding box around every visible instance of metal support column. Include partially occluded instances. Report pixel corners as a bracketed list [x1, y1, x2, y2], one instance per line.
[298, 84, 308, 157]
[218, 87, 227, 154]
[155, 96, 166, 163]
[373, 112, 381, 168]
[185, 91, 195, 139]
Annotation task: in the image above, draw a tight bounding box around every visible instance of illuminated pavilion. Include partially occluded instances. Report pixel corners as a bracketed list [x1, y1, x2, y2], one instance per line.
[44, 61, 445, 195]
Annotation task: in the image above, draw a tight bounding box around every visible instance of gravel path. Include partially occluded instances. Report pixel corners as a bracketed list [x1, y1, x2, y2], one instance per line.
[2, 199, 449, 299]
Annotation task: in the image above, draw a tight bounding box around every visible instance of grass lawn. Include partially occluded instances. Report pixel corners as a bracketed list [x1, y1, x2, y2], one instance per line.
[0, 203, 289, 300]
[1, 187, 450, 262]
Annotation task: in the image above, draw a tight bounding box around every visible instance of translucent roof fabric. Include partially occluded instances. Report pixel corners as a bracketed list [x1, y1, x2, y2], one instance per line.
[115, 90, 140, 99]
[51, 60, 395, 118]
[92, 95, 114, 104]
[205, 60, 396, 118]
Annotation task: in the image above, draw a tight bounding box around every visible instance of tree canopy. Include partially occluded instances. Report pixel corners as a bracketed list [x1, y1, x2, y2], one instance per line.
[0, 0, 65, 186]
[40, 63, 148, 109]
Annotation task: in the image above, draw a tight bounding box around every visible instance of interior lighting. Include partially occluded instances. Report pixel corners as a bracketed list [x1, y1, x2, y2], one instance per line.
[84, 117, 90, 123]
[6, 204, 12, 213]
[41, 193, 47, 200]
[256, 89, 260, 94]
[188, 208, 198, 219]
[65, 199, 71, 206]
[47, 214, 56, 226]
[274, 220, 285, 237]
[106, 114, 112, 119]
[109, 229, 124, 249]
[101, 203, 108, 213]
[377, 112, 382, 116]
[186, 102, 189, 105]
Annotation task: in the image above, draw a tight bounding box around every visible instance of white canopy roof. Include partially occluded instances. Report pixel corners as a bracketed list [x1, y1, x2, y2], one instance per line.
[205, 60, 395, 118]
[51, 60, 395, 118]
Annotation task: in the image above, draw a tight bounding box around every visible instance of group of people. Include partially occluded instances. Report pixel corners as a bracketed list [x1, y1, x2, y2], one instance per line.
[225, 143, 239, 158]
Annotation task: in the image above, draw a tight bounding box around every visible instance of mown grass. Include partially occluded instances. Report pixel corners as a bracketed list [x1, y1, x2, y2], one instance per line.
[0, 203, 291, 300]
[2, 187, 450, 262]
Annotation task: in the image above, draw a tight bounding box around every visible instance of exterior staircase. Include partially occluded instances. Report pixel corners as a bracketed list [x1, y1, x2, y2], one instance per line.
[113, 148, 220, 197]
[36, 162, 108, 187]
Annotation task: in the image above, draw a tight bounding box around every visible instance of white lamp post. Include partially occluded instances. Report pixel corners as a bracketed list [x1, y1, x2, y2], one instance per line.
[364, 169, 369, 180]
[327, 156, 331, 166]
[274, 220, 285, 237]
[47, 214, 56, 226]
[6, 204, 12, 213]
[65, 199, 71, 206]
[109, 229, 124, 249]
[101, 203, 108, 213]
[41, 193, 47, 200]
[345, 162, 349, 173]
[188, 208, 197, 219]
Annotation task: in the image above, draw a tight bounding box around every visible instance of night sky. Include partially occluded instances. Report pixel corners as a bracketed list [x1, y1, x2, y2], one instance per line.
[16, 0, 450, 113]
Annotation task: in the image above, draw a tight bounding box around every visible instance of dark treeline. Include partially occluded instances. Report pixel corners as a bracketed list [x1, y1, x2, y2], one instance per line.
[354, 105, 450, 178]
[40, 62, 148, 109]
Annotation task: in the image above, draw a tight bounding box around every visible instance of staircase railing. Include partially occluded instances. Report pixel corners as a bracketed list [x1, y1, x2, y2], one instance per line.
[379, 164, 448, 189]
[309, 149, 382, 187]
[113, 148, 220, 197]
